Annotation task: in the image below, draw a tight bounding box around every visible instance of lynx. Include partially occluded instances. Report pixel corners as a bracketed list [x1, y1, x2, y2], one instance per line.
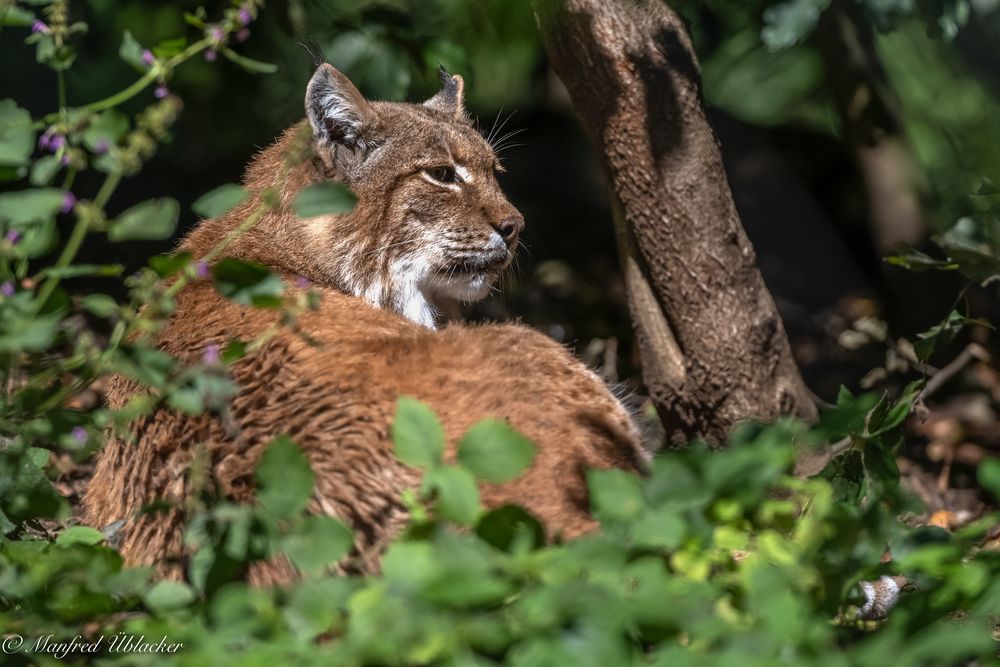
[84, 64, 647, 584]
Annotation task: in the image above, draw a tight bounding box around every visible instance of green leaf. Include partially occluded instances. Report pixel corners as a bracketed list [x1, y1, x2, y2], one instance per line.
[153, 37, 188, 61]
[865, 381, 921, 437]
[978, 459, 1000, 501]
[476, 504, 545, 552]
[149, 251, 191, 278]
[630, 506, 687, 550]
[220, 47, 278, 74]
[292, 182, 357, 218]
[108, 198, 179, 241]
[392, 397, 444, 469]
[457, 419, 536, 483]
[933, 216, 1000, 286]
[144, 580, 196, 614]
[0, 6, 35, 27]
[29, 155, 61, 186]
[119, 30, 147, 71]
[761, 0, 830, 50]
[423, 465, 481, 524]
[0, 312, 61, 353]
[0, 187, 64, 224]
[282, 515, 354, 576]
[212, 258, 285, 308]
[55, 525, 105, 546]
[80, 294, 119, 318]
[192, 184, 248, 219]
[256, 436, 315, 520]
[588, 468, 646, 522]
[82, 110, 129, 153]
[0, 99, 35, 167]
[885, 246, 958, 273]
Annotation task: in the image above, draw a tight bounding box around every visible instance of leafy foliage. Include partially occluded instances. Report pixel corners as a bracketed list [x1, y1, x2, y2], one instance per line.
[3, 397, 1000, 665]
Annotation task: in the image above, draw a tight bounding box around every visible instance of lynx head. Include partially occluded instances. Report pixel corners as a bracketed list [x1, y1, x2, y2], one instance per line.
[299, 63, 523, 328]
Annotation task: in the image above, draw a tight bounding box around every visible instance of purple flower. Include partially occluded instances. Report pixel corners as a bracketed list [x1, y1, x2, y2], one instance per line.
[154, 85, 169, 99]
[141, 49, 155, 66]
[204, 49, 217, 62]
[38, 133, 51, 150]
[4, 230, 21, 245]
[236, 28, 250, 42]
[61, 192, 76, 213]
[238, 7, 252, 26]
[94, 139, 109, 154]
[31, 20, 50, 34]
[195, 260, 210, 279]
[49, 134, 65, 152]
[1, 282, 14, 297]
[209, 26, 224, 42]
[296, 276, 311, 289]
[71, 426, 88, 444]
[59, 153, 71, 166]
[202, 344, 220, 365]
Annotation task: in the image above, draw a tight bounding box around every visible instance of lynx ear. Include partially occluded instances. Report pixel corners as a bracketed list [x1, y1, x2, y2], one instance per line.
[424, 65, 466, 119]
[306, 64, 377, 151]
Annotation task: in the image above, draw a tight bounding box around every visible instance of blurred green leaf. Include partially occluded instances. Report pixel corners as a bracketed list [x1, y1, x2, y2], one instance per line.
[457, 419, 536, 483]
[0, 187, 64, 224]
[978, 459, 1000, 501]
[282, 515, 353, 576]
[192, 184, 248, 219]
[886, 246, 959, 273]
[108, 198, 179, 242]
[80, 294, 120, 318]
[934, 216, 1000, 286]
[149, 251, 191, 278]
[0, 6, 35, 27]
[392, 397, 444, 470]
[119, 30, 147, 71]
[588, 468, 646, 522]
[0, 99, 35, 167]
[144, 580, 196, 614]
[82, 110, 129, 153]
[424, 465, 481, 524]
[29, 155, 61, 186]
[292, 182, 357, 218]
[761, 0, 830, 50]
[212, 258, 284, 308]
[256, 436, 315, 520]
[56, 526, 105, 546]
[476, 504, 545, 552]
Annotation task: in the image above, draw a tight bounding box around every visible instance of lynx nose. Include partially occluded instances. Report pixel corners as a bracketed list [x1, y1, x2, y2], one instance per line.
[496, 216, 524, 247]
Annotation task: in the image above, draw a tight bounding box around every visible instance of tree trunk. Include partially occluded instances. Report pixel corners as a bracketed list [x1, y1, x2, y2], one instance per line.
[535, 0, 817, 444]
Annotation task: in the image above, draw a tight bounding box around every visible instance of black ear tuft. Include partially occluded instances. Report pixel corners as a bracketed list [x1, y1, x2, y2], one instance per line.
[305, 64, 378, 151]
[424, 66, 466, 119]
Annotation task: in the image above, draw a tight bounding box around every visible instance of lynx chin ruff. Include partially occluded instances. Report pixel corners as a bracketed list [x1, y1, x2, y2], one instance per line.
[84, 64, 647, 584]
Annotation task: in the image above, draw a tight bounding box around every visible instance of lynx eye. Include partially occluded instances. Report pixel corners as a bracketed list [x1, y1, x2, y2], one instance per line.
[425, 165, 459, 184]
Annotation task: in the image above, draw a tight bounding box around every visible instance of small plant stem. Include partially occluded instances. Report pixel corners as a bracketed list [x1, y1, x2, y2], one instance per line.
[40, 38, 212, 124]
[57, 70, 67, 120]
[33, 171, 121, 311]
[165, 202, 270, 299]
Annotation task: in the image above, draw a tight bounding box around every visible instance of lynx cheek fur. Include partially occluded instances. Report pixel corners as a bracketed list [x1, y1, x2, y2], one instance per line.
[83, 64, 647, 584]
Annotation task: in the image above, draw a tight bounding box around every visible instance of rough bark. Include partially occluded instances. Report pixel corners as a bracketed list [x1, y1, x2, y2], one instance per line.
[535, 0, 818, 444]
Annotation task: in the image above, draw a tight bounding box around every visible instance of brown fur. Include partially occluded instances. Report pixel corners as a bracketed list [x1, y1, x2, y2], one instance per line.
[83, 65, 646, 584]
